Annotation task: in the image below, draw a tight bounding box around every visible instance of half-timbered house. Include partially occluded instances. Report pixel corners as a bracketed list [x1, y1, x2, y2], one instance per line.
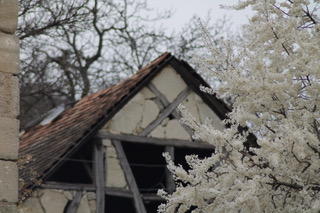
[18, 53, 231, 213]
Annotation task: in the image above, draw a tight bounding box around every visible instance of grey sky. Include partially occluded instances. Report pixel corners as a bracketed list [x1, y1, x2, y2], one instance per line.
[147, 0, 253, 32]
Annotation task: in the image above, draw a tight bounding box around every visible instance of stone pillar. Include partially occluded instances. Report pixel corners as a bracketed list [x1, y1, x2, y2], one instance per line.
[0, 0, 19, 212]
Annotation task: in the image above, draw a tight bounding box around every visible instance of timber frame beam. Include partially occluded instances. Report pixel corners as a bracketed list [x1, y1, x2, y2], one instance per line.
[112, 140, 147, 213]
[147, 83, 194, 137]
[94, 138, 105, 213]
[97, 131, 215, 149]
[164, 146, 175, 193]
[41, 182, 163, 201]
[65, 191, 82, 213]
[139, 87, 191, 136]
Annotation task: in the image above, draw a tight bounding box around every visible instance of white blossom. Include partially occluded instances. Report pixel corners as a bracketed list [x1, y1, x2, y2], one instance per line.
[159, 1, 320, 212]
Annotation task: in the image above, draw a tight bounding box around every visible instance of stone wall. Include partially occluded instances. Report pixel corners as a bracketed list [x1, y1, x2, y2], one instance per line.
[0, 0, 19, 212]
[103, 139, 128, 189]
[18, 189, 96, 213]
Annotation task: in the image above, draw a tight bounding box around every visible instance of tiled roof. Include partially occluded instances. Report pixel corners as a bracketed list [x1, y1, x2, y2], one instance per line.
[19, 52, 172, 193]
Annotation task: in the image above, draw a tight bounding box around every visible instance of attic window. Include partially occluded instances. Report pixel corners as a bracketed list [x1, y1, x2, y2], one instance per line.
[145, 200, 162, 212]
[122, 142, 166, 193]
[47, 141, 94, 184]
[175, 147, 213, 171]
[106, 195, 136, 213]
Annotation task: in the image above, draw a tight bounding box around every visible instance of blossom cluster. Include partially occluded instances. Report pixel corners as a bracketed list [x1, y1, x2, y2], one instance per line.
[159, 1, 320, 212]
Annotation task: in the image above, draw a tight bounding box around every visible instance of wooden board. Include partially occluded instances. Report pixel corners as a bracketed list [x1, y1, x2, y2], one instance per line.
[112, 140, 147, 213]
[94, 139, 105, 213]
[139, 87, 191, 136]
[98, 131, 214, 149]
[165, 146, 175, 193]
[65, 191, 82, 213]
[147, 82, 194, 136]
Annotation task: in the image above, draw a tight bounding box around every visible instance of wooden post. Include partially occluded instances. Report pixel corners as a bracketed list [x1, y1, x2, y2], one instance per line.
[164, 146, 175, 193]
[98, 132, 215, 149]
[94, 139, 105, 213]
[147, 83, 194, 137]
[140, 87, 191, 136]
[41, 182, 164, 201]
[112, 140, 147, 213]
[65, 191, 82, 213]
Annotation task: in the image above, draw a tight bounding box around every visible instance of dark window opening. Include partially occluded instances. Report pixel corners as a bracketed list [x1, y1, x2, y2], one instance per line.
[145, 200, 163, 213]
[106, 196, 136, 213]
[175, 147, 213, 171]
[122, 142, 166, 193]
[47, 141, 94, 183]
[107, 142, 213, 213]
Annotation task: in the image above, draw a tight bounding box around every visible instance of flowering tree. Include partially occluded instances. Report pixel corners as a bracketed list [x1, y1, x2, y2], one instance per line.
[159, 1, 320, 212]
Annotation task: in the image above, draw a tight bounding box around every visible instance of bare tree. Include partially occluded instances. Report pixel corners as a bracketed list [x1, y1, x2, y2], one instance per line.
[18, 0, 229, 129]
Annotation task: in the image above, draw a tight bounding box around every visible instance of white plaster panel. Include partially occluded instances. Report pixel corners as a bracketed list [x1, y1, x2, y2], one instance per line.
[77, 194, 91, 213]
[150, 118, 168, 138]
[181, 92, 201, 123]
[105, 99, 144, 134]
[18, 197, 44, 213]
[140, 87, 156, 99]
[182, 91, 225, 131]
[197, 101, 225, 131]
[104, 87, 161, 134]
[150, 119, 190, 140]
[150, 125, 166, 138]
[20, 190, 96, 213]
[141, 100, 159, 128]
[63, 191, 73, 200]
[165, 120, 190, 140]
[151, 65, 187, 102]
[103, 140, 128, 188]
[87, 198, 96, 213]
[40, 190, 68, 213]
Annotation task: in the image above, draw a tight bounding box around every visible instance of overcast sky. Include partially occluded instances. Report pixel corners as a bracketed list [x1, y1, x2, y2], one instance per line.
[147, 0, 253, 32]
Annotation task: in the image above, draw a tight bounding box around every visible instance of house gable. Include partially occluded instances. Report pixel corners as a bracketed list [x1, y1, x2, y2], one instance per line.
[19, 53, 232, 213]
[103, 65, 190, 136]
[99, 64, 226, 191]
[103, 64, 225, 139]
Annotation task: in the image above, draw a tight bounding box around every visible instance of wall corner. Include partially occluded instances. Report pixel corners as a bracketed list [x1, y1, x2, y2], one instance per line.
[0, 0, 19, 211]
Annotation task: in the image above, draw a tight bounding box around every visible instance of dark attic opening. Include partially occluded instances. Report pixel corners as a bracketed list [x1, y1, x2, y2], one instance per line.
[145, 200, 163, 213]
[122, 142, 167, 194]
[175, 147, 213, 171]
[47, 141, 94, 184]
[105, 195, 136, 213]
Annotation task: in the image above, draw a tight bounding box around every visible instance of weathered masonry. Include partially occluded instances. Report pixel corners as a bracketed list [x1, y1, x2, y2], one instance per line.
[18, 53, 231, 213]
[0, 0, 19, 212]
